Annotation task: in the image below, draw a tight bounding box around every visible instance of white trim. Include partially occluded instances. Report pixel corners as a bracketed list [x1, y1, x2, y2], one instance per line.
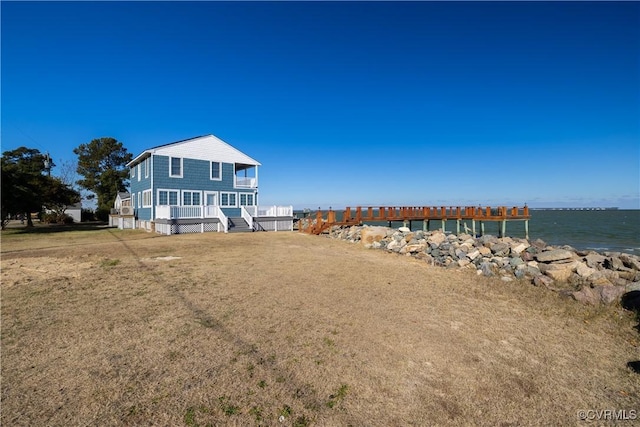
[142, 189, 152, 208]
[169, 156, 183, 178]
[210, 161, 222, 181]
[144, 158, 149, 178]
[137, 192, 141, 208]
[137, 164, 141, 181]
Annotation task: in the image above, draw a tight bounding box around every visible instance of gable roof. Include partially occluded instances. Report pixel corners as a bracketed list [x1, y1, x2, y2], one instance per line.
[128, 134, 261, 167]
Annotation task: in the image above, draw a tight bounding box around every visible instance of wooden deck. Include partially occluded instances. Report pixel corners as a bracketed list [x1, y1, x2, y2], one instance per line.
[298, 206, 531, 238]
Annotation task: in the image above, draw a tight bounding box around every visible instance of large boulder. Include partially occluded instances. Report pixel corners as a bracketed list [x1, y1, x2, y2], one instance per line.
[575, 261, 596, 278]
[545, 267, 574, 283]
[572, 286, 601, 305]
[386, 239, 406, 252]
[584, 253, 606, 268]
[490, 242, 510, 256]
[428, 231, 447, 247]
[511, 243, 529, 255]
[402, 243, 427, 254]
[361, 226, 389, 246]
[620, 254, 640, 271]
[597, 285, 627, 304]
[536, 249, 574, 263]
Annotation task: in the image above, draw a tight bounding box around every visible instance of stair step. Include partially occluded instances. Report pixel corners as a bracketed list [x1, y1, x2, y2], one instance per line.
[228, 217, 253, 233]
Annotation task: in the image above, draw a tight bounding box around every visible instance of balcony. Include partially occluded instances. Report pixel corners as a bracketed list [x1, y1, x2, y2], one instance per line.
[235, 177, 257, 188]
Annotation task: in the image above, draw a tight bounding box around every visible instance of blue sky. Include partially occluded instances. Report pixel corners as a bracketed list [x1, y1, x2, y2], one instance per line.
[2, 1, 639, 209]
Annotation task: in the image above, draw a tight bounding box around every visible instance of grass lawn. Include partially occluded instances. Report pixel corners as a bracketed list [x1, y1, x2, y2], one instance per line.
[2, 226, 639, 426]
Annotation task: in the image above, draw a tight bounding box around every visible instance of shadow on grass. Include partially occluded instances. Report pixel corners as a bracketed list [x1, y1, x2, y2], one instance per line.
[621, 291, 640, 374]
[2, 221, 112, 234]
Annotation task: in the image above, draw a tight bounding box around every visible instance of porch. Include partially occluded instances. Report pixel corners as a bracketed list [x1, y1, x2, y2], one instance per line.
[153, 205, 294, 234]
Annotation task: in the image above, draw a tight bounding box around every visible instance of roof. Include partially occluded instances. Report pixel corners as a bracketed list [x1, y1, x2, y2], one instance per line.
[128, 134, 261, 167]
[117, 192, 131, 200]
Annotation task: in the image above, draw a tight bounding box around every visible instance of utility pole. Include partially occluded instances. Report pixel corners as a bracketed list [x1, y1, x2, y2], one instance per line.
[43, 152, 53, 176]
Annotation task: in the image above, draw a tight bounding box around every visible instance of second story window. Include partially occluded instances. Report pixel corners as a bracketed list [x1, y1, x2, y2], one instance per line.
[211, 161, 221, 180]
[170, 157, 182, 178]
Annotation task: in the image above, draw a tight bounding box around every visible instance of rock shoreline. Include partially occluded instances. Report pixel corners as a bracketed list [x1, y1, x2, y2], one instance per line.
[324, 224, 640, 306]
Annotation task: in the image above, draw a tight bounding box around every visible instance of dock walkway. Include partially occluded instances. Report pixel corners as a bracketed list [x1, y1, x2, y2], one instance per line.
[298, 206, 531, 238]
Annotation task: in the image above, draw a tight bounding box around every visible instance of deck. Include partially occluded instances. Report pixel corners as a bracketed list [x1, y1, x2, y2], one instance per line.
[298, 206, 531, 238]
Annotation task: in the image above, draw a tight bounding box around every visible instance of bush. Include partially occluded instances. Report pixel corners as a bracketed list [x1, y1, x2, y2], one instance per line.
[95, 207, 110, 222]
[42, 212, 73, 224]
[81, 208, 96, 222]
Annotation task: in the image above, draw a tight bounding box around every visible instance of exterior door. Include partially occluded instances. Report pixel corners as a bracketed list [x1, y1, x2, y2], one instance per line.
[205, 192, 218, 206]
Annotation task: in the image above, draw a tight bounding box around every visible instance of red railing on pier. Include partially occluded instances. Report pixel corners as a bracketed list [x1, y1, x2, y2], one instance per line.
[298, 206, 530, 235]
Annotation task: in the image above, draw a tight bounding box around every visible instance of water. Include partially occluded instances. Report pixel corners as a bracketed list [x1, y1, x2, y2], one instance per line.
[296, 209, 640, 255]
[528, 210, 640, 255]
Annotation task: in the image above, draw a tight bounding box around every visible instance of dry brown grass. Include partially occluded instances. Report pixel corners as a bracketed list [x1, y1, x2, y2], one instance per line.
[2, 227, 639, 426]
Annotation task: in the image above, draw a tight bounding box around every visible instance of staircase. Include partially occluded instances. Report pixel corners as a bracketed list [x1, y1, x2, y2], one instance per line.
[228, 217, 253, 233]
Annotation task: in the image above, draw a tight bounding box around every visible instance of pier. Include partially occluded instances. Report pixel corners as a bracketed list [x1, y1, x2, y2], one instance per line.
[298, 206, 531, 238]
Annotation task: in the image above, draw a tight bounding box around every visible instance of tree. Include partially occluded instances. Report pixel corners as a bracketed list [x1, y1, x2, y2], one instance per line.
[42, 177, 81, 223]
[1, 147, 80, 228]
[74, 137, 132, 221]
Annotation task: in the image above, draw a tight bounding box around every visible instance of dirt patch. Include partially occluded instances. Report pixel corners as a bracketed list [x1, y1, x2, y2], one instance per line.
[2, 230, 639, 426]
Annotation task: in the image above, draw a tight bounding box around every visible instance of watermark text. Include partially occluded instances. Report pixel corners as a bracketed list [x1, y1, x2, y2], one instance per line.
[577, 409, 637, 421]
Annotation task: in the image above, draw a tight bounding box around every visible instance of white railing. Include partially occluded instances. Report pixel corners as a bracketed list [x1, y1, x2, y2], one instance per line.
[257, 205, 293, 217]
[206, 206, 228, 232]
[243, 206, 257, 216]
[235, 177, 257, 188]
[156, 205, 291, 221]
[240, 206, 254, 230]
[155, 205, 228, 232]
[155, 205, 171, 219]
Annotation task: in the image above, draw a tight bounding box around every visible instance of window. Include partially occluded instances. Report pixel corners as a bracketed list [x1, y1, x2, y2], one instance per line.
[239, 193, 254, 206]
[211, 161, 221, 180]
[138, 192, 141, 208]
[144, 158, 149, 178]
[170, 157, 182, 177]
[182, 191, 201, 206]
[158, 190, 179, 205]
[220, 192, 237, 207]
[142, 190, 152, 207]
[137, 164, 141, 181]
[131, 166, 135, 178]
[131, 193, 136, 208]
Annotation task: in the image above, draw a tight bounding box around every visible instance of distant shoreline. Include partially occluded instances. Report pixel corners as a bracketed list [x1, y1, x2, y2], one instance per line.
[529, 207, 620, 211]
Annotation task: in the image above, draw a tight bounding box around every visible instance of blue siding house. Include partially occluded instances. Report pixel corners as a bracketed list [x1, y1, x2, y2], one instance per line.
[119, 134, 293, 234]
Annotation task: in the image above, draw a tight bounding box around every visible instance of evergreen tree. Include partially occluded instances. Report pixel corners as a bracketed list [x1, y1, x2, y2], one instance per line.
[1, 147, 80, 228]
[74, 137, 132, 220]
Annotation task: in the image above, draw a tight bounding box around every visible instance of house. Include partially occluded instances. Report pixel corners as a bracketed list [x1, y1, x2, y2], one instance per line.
[65, 202, 82, 223]
[46, 202, 82, 222]
[115, 134, 293, 234]
[114, 192, 131, 210]
[109, 192, 133, 228]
